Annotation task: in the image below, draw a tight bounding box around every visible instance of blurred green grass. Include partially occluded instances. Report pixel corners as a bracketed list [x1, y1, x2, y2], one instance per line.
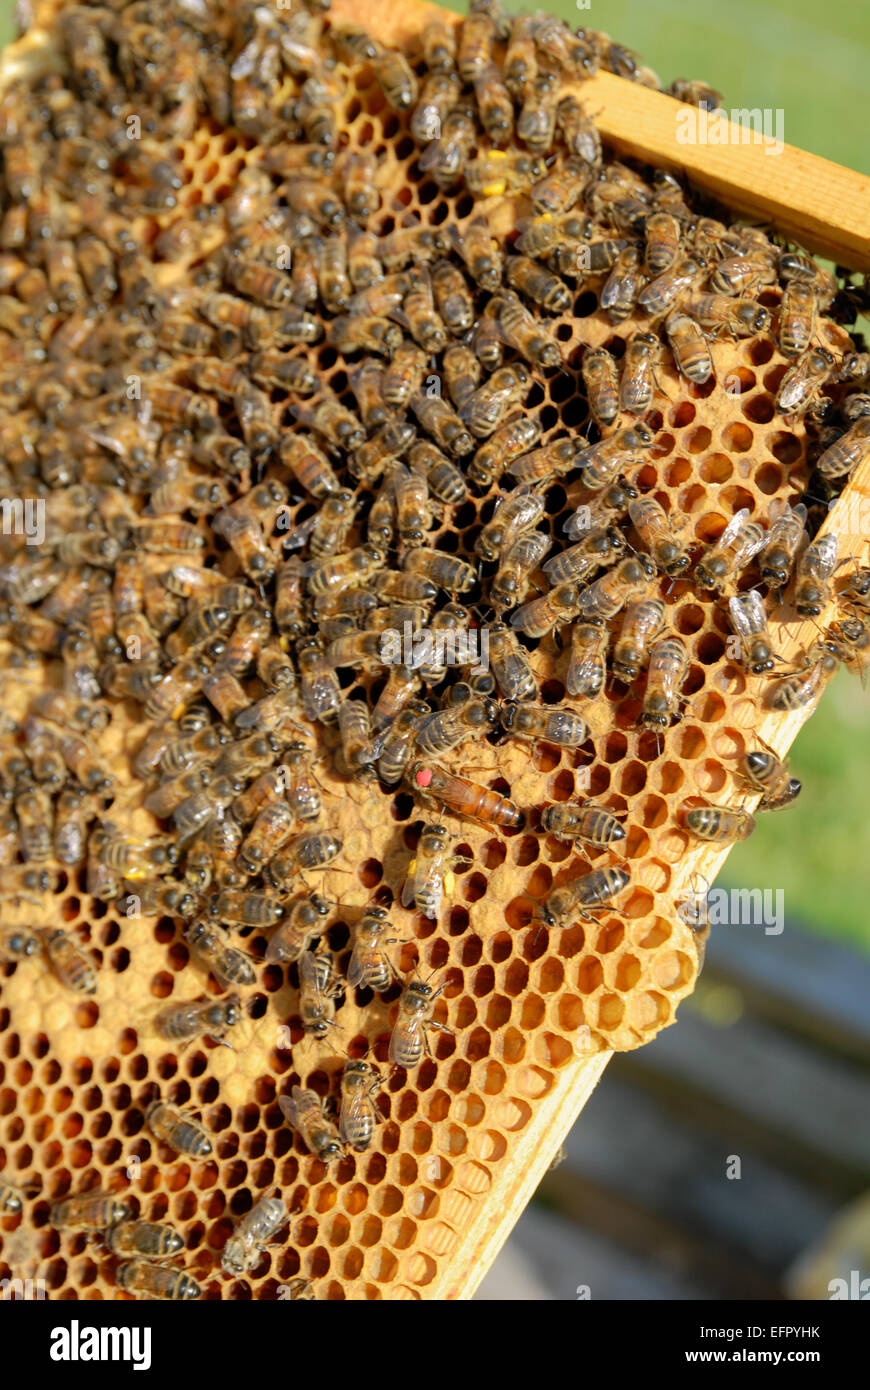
[1, 2, 868, 950]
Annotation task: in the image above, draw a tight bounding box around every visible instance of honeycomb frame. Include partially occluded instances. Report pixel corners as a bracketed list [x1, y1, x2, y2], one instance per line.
[0, 0, 868, 1302]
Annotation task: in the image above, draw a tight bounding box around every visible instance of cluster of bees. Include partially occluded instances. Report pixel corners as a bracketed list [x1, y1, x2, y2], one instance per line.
[1, 0, 869, 1299]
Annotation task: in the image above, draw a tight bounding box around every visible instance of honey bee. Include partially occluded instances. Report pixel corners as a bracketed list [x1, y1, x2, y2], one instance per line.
[682, 293, 771, 339]
[612, 598, 666, 683]
[542, 802, 626, 848]
[265, 831, 342, 888]
[503, 569, 573, 635]
[441, 344, 481, 416]
[475, 490, 545, 565]
[468, 415, 542, 489]
[758, 500, 808, 588]
[394, 463, 433, 548]
[838, 566, 870, 617]
[334, 697, 375, 781]
[50, 1190, 131, 1232]
[637, 256, 705, 317]
[827, 616, 870, 676]
[575, 554, 656, 625]
[694, 509, 766, 593]
[463, 363, 531, 440]
[221, 1193, 288, 1277]
[421, 16, 457, 72]
[472, 304, 505, 370]
[248, 351, 317, 395]
[710, 254, 777, 298]
[793, 534, 838, 617]
[117, 1262, 201, 1301]
[537, 865, 631, 927]
[290, 397, 365, 453]
[265, 893, 330, 965]
[420, 105, 475, 190]
[739, 743, 801, 811]
[457, 3, 497, 82]
[776, 346, 835, 418]
[402, 821, 460, 919]
[576, 423, 654, 492]
[183, 919, 256, 988]
[76, 233, 118, 303]
[278, 1085, 343, 1163]
[628, 496, 691, 576]
[0, 925, 40, 963]
[0, 865, 60, 900]
[555, 94, 602, 166]
[408, 759, 525, 830]
[600, 244, 647, 322]
[41, 927, 97, 996]
[504, 13, 537, 95]
[495, 296, 564, 371]
[0, 1179, 24, 1215]
[389, 969, 452, 1068]
[480, 622, 535, 702]
[336, 1060, 383, 1152]
[133, 875, 199, 924]
[504, 255, 570, 315]
[239, 799, 296, 876]
[583, 347, 620, 426]
[371, 698, 425, 785]
[352, 420, 418, 484]
[401, 547, 476, 596]
[767, 639, 840, 710]
[280, 434, 340, 500]
[372, 44, 418, 109]
[212, 886, 285, 929]
[817, 417, 870, 481]
[566, 621, 608, 699]
[407, 442, 462, 508]
[426, 261, 472, 336]
[156, 994, 242, 1046]
[516, 69, 558, 152]
[345, 904, 395, 992]
[727, 591, 778, 674]
[416, 691, 498, 756]
[669, 78, 722, 109]
[106, 1221, 184, 1260]
[410, 390, 475, 457]
[450, 216, 503, 292]
[665, 310, 713, 384]
[778, 280, 818, 358]
[685, 805, 755, 843]
[327, 313, 403, 357]
[378, 226, 449, 271]
[501, 701, 591, 748]
[296, 634, 341, 723]
[410, 70, 461, 143]
[97, 827, 178, 880]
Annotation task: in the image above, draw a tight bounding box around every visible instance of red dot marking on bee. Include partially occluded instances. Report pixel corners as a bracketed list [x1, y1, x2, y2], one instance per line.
[415, 768, 433, 788]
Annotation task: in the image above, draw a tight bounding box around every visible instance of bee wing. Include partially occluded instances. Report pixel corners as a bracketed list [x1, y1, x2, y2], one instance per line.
[346, 942, 366, 988]
[803, 534, 839, 580]
[278, 1094, 299, 1129]
[717, 507, 751, 551]
[400, 866, 418, 910]
[728, 591, 766, 637]
[338, 1087, 366, 1145]
[563, 509, 590, 540]
[280, 516, 317, 552]
[767, 497, 807, 528]
[299, 949, 325, 1005]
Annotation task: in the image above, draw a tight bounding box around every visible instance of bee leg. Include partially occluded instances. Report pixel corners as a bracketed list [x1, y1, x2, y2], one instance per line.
[423, 1019, 453, 1042]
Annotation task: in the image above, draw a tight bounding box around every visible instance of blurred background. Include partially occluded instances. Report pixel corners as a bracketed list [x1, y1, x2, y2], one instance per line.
[1, 0, 868, 1301]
